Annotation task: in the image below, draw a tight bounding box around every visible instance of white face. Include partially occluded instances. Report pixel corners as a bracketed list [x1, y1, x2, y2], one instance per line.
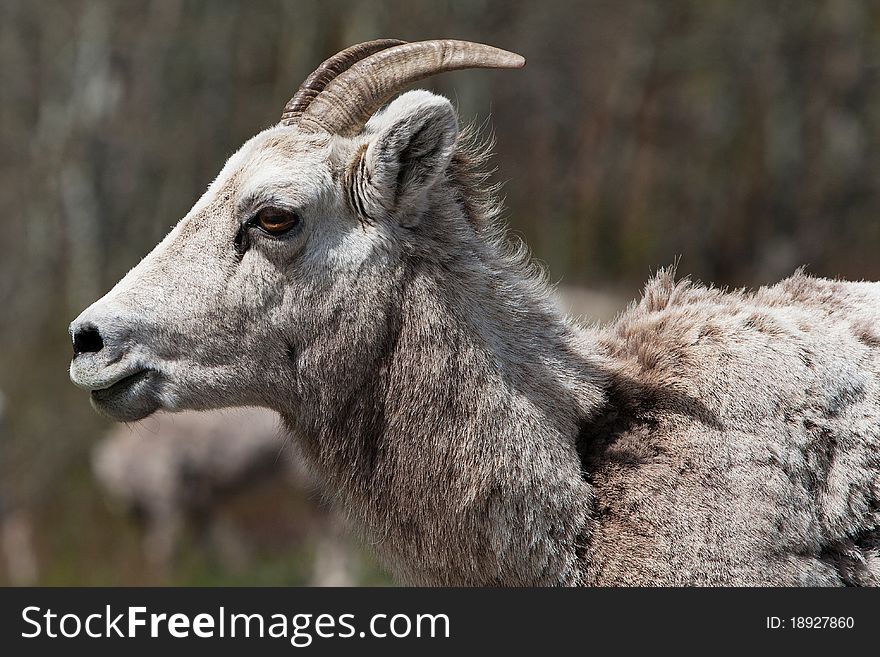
[69, 90, 459, 422]
[69, 125, 355, 421]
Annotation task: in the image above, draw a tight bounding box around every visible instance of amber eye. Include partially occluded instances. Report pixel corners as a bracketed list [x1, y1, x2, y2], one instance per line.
[254, 207, 300, 235]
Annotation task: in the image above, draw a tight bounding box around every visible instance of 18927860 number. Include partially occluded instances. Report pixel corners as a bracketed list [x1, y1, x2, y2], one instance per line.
[790, 617, 854, 629]
[766, 616, 855, 630]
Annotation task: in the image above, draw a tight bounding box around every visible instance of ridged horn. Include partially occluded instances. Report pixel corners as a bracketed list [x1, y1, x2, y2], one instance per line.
[296, 39, 525, 136]
[280, 39, 406, 125]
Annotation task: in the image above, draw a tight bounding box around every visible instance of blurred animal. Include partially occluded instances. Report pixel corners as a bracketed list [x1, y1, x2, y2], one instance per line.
[70, 40, 880, 585]
[93, 408, 357, 584]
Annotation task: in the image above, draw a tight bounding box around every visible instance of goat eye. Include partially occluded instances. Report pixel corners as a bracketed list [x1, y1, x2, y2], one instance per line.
[254, 207, 300, 235]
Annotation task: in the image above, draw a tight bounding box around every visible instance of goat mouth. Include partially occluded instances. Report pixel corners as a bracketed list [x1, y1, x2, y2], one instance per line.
[91, 368, 150, 393]
[90, 369, 160, 422]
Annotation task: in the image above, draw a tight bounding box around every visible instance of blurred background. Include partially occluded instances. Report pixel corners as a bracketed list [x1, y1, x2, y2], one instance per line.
[2, 0, 880, 585]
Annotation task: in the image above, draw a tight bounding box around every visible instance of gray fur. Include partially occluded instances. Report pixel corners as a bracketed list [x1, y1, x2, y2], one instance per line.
[69, 86, 880, 586]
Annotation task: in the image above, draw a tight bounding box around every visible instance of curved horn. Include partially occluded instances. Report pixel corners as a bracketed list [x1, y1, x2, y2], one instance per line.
[280, 39, 406, 125]
[297, 39, 525, 136]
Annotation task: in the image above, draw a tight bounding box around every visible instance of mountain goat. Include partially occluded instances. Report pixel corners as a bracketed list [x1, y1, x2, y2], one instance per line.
[69, 39, 880, 586]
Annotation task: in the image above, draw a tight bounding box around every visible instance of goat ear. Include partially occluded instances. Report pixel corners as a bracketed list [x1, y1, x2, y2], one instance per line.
[356, 90, 458, 225]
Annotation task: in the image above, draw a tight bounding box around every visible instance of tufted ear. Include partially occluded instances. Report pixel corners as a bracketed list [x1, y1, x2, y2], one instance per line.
[353, 90, 458, 226]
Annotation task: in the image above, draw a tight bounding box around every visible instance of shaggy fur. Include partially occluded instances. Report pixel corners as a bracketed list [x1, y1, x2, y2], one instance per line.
[69, 85, 880, 586]
[584, 271, 880, 585]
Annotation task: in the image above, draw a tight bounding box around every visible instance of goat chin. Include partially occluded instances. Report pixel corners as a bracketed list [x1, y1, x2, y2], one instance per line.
[89, 370, 161, 423]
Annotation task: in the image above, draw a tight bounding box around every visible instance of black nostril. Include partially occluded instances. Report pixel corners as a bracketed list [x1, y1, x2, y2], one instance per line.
[73, 324, 104, 356]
